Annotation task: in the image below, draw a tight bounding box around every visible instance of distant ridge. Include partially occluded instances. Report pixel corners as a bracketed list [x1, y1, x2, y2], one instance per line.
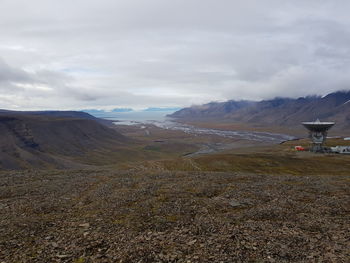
[0, 110, 113, 126]
[169, 90, 350, 133]
[0, 109, 98, 120]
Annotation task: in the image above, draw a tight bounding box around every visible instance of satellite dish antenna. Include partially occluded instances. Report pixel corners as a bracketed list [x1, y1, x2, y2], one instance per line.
[302, 119, 335, 152]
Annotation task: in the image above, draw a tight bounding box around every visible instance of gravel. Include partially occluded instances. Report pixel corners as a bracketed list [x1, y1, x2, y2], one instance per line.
[0, 169, 349, 262]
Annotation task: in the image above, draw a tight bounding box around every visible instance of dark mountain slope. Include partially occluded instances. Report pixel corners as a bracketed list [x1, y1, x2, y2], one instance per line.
[0, 113, 128, 169]
[230, 91, 350, 126]
[170, 100, 254, 119]
[169, 91, 350, 133]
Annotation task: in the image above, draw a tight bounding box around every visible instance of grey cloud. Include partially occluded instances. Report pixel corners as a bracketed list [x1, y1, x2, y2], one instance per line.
[0, 0, 350, 110]
[0, 59, 33, 85]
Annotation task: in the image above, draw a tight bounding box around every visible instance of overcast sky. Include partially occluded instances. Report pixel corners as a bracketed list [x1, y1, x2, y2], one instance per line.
[1, 0, 350, 110]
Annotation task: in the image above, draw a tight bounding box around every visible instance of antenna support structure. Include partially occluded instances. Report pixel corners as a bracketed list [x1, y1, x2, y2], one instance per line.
[302, 119, 335, 153]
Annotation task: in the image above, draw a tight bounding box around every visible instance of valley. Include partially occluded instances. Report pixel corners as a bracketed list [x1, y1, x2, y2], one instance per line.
[2, 1, 350, 262]
[0, 109, 349, 262]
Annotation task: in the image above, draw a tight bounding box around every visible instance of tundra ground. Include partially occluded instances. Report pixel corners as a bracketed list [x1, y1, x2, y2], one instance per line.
[1, 146, 349, 262]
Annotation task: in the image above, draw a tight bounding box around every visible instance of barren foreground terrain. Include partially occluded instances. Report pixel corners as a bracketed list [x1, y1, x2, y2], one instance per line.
[1, 164, 349, 262]
[1, 119, 349, 262]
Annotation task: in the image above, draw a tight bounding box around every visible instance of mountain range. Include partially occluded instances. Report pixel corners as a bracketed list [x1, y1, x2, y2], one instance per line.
[169, 90, 350, 134]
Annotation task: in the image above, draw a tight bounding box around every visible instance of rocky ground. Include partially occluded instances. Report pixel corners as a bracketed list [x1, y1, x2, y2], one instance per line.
[0, 168, 349, 262]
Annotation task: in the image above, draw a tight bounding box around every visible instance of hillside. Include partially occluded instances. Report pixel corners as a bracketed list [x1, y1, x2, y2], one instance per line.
[0, 109, 114, 126]
[0, 112, 128, 169]
[0, 109, 98, 120]
[169, 91, 350, 134]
